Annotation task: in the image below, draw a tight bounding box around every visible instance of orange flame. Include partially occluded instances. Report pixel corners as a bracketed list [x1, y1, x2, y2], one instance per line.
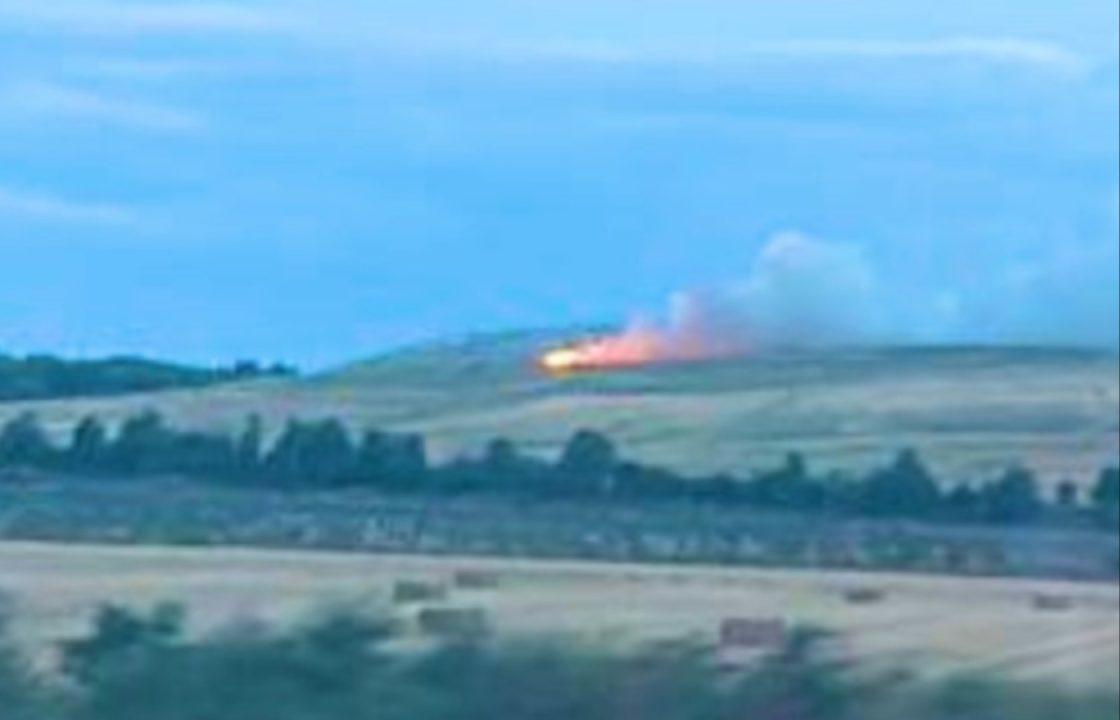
[538, 323, 745, 375]
[539, 328, 668, 375]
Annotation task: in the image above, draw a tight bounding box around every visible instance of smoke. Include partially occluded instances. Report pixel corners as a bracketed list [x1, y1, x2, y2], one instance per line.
[544, 226, 1116, 373]
[652, 231, 880, 355]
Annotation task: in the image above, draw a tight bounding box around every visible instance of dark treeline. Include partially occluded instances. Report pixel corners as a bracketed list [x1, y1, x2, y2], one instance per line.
[4, 603, 1115, 720]
[1, 411, 1118, 531]
[0, 354, 296, 402]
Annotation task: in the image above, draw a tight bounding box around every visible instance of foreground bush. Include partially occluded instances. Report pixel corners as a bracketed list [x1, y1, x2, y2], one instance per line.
[0, 604, 1115, 720]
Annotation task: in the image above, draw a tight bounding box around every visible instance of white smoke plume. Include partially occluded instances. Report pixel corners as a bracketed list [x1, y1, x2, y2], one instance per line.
[541, 232, 884, 372]
[664, 231, 880, 352]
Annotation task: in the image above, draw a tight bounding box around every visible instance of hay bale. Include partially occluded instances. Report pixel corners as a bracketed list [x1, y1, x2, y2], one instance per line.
[715, 618, 788, 670]
[843, 587, 886, 605]
[1032, 593, 1074, 611]
[417, 607, 490, 640]
[718, 618, 787, 649]
[453, 569, 501, 590]
[392, 579, 447, 604]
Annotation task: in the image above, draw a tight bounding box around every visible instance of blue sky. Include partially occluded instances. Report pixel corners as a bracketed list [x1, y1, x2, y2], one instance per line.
[0, 1, 1117, 368]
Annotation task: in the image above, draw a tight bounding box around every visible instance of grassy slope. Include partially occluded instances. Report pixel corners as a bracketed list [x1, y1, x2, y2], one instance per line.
[1, 332, 1117, 484]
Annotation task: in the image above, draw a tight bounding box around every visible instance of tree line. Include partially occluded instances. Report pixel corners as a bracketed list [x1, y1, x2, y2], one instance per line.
[0, 411, 1117, 530]
[0, 354, 295, 402]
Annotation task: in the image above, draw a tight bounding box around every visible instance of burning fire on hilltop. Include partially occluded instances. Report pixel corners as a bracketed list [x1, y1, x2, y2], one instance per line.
[538, 321, 745, 375]
[538, 328, 665, 375]
[536, 232, 880, 376]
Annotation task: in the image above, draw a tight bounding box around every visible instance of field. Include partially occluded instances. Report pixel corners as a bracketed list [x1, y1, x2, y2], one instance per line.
[1, 334, 1117, 486]
[2, 541, 1117, 691]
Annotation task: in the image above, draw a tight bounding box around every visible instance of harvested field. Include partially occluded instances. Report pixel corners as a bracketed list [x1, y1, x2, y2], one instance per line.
[1, 541, 1116, 690]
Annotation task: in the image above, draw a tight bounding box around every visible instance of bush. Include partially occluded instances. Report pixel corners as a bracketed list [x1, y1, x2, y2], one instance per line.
[0, 602, 1114, 720]
[417, 608, 491, 641]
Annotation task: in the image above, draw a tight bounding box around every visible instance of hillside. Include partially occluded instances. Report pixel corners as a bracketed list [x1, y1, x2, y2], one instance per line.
[1, 332, 1117, 485]
[0, 353, 295, 402]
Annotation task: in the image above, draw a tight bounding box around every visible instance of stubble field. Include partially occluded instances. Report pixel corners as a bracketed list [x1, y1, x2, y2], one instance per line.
[2, 541, 1116, 690]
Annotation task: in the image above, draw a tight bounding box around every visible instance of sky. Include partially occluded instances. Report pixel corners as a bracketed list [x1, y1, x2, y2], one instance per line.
[0, 0, 1117, 368]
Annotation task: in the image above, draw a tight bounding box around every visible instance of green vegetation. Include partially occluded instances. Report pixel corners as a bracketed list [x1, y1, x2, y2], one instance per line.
[0, 354, 295, 402]
[2, 410, 1117, 532]
[0, 602, 1114, 720]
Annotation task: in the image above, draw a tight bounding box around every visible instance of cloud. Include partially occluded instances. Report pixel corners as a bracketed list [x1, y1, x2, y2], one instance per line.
[0, 186, 139, 226]
[66, 57, 265, 81]
[731, 232, 879, 344]
[490, 36, 1086, 75]
[643, 228, 1118, 353]
[0, 1, 288, 35]
[746, 38, 1085, 72]
[3, 81, 204, 132]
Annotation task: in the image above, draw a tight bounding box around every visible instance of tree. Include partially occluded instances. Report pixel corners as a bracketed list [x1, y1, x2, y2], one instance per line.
[557, 429, 617, 497]
[944, 483, 981, 522]
[982, 466, 1043, 524]
[353, 430, 429, 491]
[264, 419, 356, 487]
[383, 433, 428, 491]
[480, 438, 521, 493]
[614, 461, 684, 501]
[860, 449, 941, 519]
[235, 414, 264, 478]
[354, 430, 389, 488]
[108, 410, 174, 475]
[232, 360, 261, 378]
[0, 413, 55, 469]
[308, 419, 356, 486]
[1091, 467, 1120, 528]
[68, 416, 109, 473]
[748, 452, 825, 510]
[1055, 479, 1080, 509]
[169, 432, 237, 478]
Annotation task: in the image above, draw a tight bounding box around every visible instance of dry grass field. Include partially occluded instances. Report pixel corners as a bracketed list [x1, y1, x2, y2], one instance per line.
[2, 541, 1116, 690]
[1, 336, 1117, 486]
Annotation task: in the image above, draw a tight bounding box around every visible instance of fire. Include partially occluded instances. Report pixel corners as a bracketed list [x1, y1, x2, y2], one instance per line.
[537, 323, 730, 375]
[538, 297, 761, 375]
[539, 330, 666, 374]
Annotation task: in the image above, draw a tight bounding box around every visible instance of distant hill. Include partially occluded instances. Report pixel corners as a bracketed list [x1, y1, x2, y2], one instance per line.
[0, 354, 296, 402]
[0, 332, 1116, 484]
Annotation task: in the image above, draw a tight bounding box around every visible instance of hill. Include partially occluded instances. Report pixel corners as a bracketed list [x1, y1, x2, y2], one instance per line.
[0, 353, 295, 402]
[0, 332, 1117, 485]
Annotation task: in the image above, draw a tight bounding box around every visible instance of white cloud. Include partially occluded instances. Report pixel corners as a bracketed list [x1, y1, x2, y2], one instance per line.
[67, 57, 265, 81]
[3, 81, 204, 132]
[732, 232, 879, 345]
[0, 187, 139, 226]
[747, 38, 1085, 72]
[493, 36, 1086, 74]
[0, 1, 288, 35]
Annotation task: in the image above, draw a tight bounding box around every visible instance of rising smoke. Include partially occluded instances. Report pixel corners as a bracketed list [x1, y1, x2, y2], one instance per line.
[540, 232, 881, 371]
[668, 231, 879, 349]
[543, 218, 1120, 373]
